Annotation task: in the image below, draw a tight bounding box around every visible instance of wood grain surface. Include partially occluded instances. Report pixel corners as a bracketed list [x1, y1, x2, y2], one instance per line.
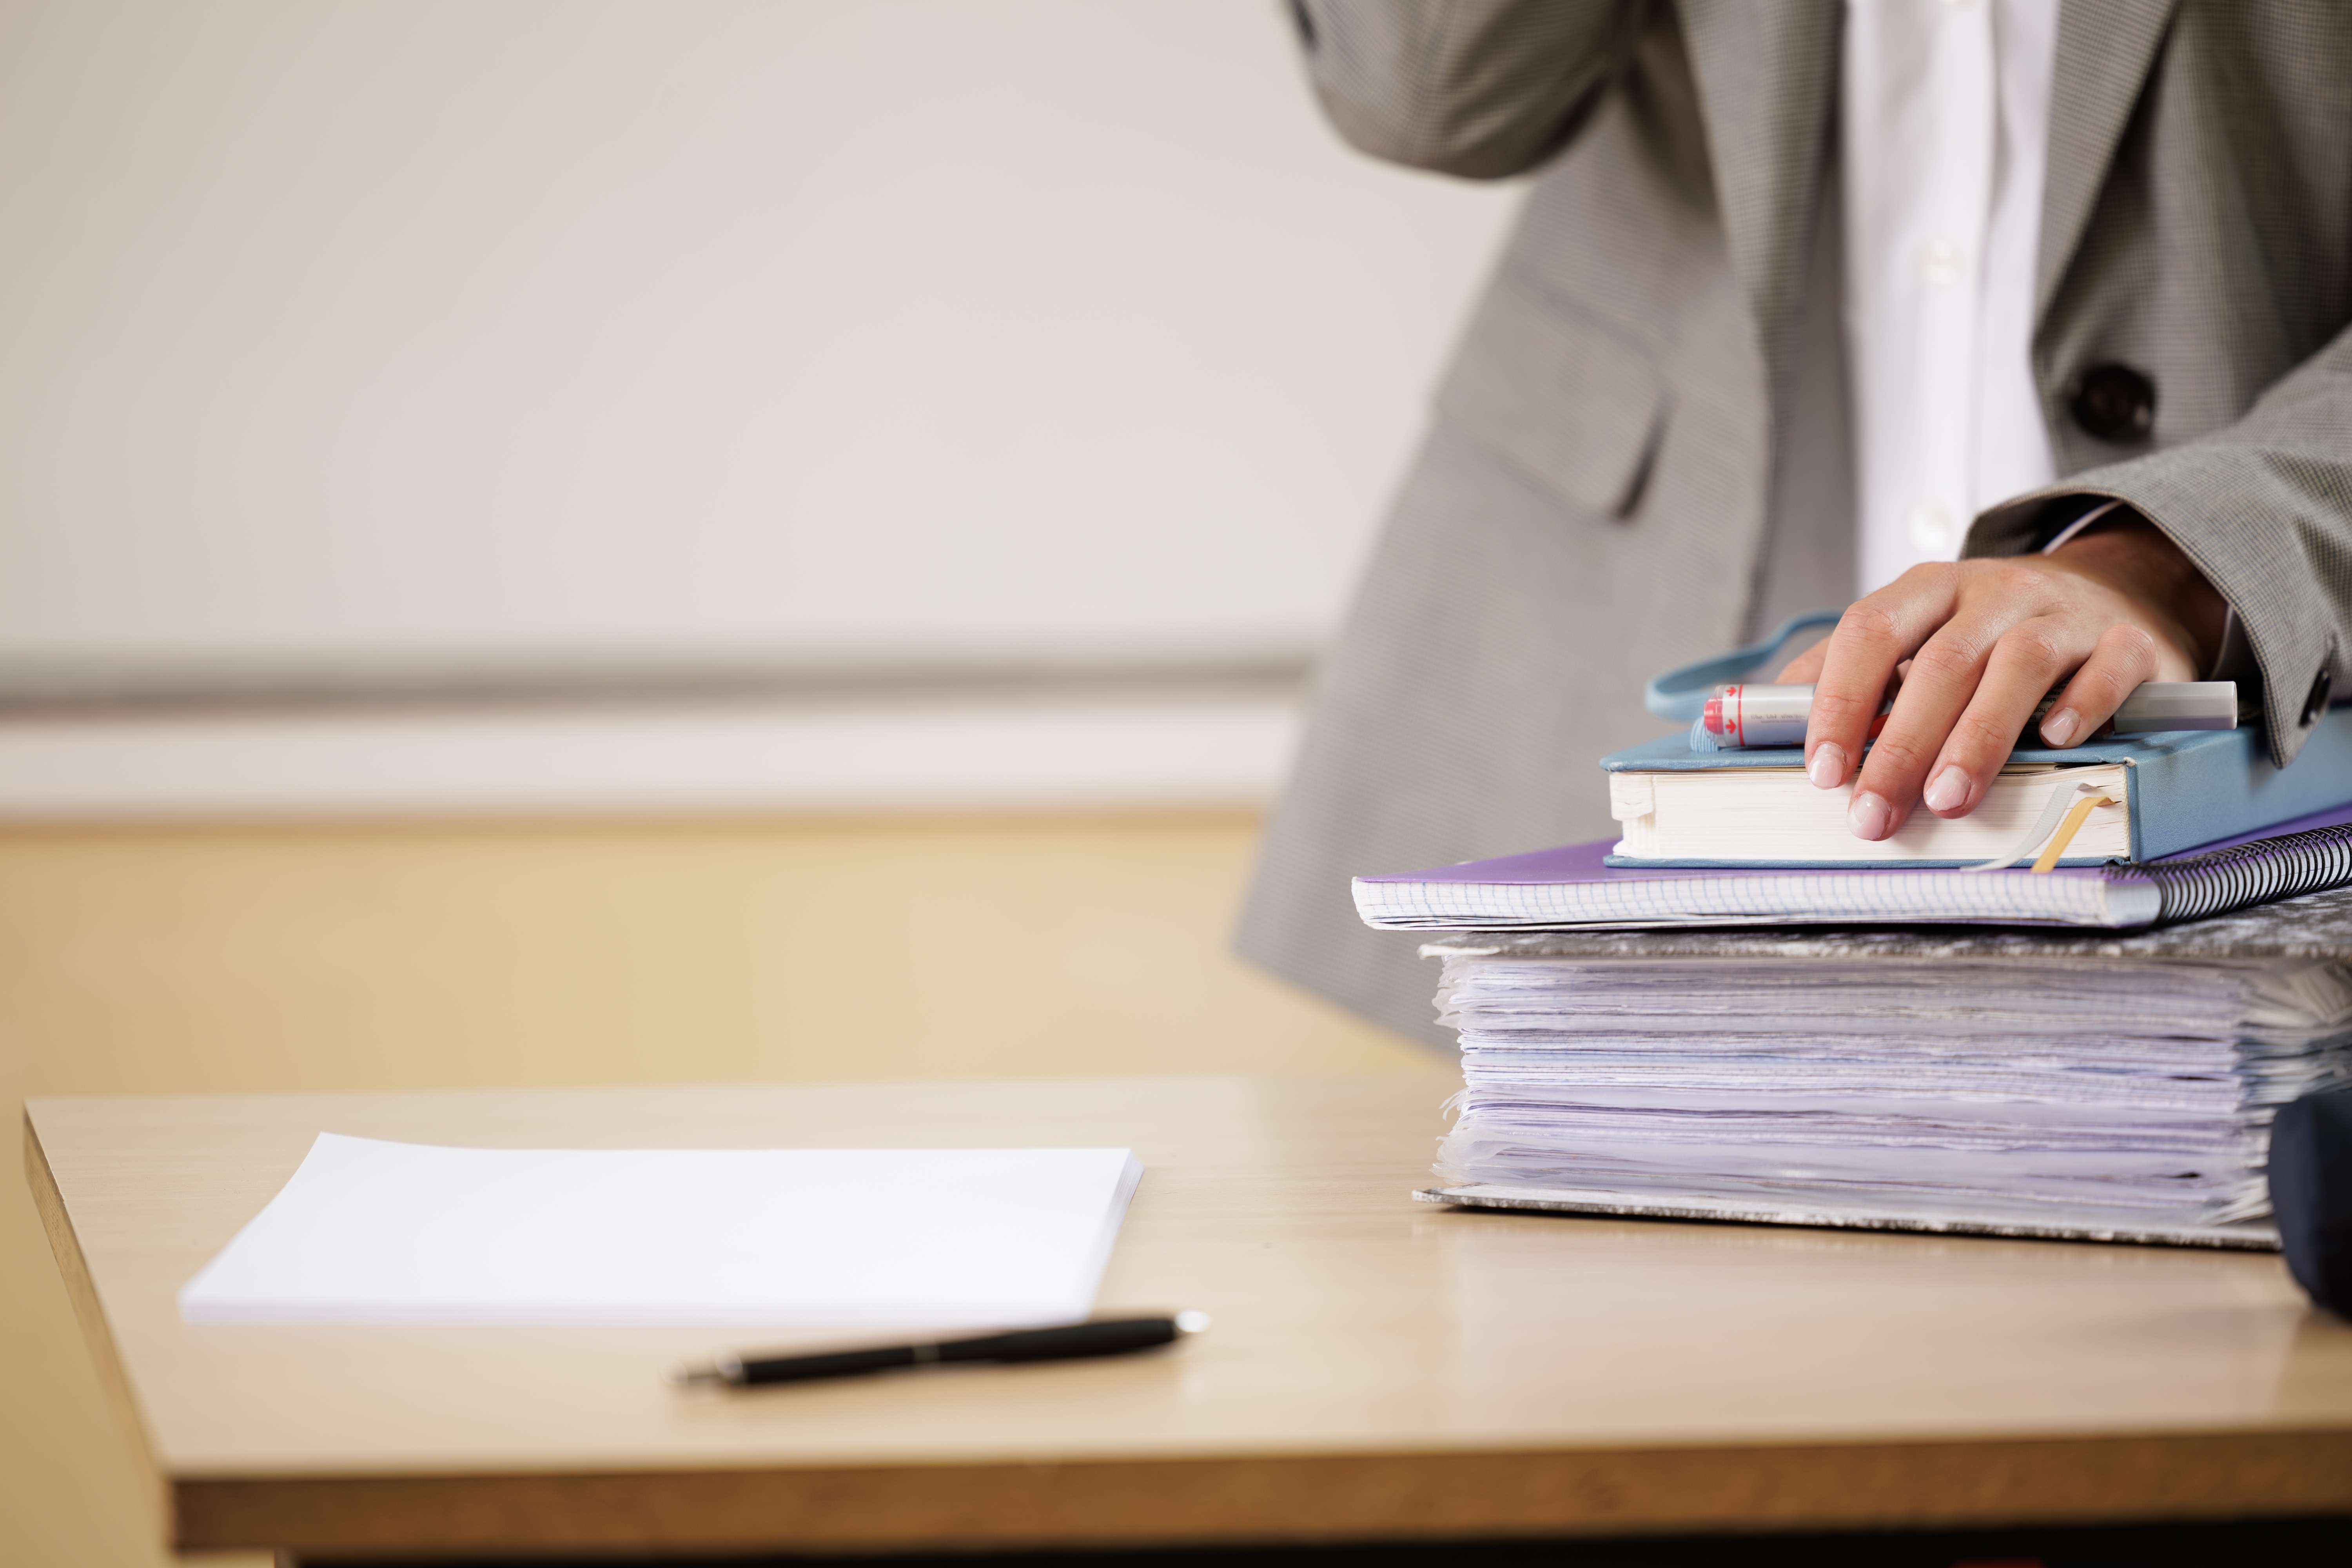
[24, 1074, 2352, 1558]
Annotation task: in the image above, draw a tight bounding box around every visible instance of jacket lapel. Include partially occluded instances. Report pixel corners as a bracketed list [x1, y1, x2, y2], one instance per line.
[2038, 0, 2180, 321]
[1675, 0, 1841, 371]
[1677, 0, 2181, 354]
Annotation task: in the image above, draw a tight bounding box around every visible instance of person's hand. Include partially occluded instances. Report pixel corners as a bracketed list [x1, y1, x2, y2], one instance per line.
[1773, 515, 2228, 841]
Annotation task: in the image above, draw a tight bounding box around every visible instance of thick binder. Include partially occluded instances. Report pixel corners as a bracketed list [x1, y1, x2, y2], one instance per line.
[1411, 892, 2352, 1248]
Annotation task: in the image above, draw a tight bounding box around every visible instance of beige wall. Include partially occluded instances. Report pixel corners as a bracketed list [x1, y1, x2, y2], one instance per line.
[1, 813, 1433, 1567]
[0, 0, 1516, 682]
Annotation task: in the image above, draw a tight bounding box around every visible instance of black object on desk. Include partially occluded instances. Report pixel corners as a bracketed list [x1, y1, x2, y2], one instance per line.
[2270, 1086, 2352, 1317]
[671, 1311, 1209, 1388]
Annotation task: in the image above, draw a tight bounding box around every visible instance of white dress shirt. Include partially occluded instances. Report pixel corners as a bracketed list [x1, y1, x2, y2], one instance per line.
[1842, 0, 2060, 595]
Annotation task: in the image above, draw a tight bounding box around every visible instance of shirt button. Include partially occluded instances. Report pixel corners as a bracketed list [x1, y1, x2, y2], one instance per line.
[1920, 237, 1962, 286]
[1907, 503, 1955, 554]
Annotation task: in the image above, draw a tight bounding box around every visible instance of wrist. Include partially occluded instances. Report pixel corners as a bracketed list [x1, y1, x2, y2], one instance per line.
[2046, 510, 2229, 676]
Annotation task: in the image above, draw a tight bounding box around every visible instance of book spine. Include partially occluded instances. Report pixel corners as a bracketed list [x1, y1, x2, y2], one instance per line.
[2121, 822, 2352, 926]
[2127, 707, 2352, 861]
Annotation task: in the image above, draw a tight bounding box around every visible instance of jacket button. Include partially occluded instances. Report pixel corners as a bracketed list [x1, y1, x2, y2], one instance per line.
[2303, 667, 2334, 726]
[2068, 364, 2157, 443]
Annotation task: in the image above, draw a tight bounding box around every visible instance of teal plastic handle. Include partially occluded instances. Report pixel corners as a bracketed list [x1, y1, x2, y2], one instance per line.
[1643, 609, 1846, 723]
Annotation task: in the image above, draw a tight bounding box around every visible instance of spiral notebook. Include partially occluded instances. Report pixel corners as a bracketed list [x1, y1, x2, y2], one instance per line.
[1355, 800, 2352, 932]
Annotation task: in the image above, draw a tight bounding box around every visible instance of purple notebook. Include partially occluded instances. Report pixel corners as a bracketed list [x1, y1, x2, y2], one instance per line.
[1352, 800, 2352, 931]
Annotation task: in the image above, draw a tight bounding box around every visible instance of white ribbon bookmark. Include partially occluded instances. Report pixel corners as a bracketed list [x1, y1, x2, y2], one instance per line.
[1967, 781, 2118, 873]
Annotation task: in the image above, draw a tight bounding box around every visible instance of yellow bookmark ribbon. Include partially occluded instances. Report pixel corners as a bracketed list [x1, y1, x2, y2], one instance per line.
[2031, 792, 2119, 874]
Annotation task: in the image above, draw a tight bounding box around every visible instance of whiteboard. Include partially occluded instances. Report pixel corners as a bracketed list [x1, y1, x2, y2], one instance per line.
[0, 0, 1521, 688]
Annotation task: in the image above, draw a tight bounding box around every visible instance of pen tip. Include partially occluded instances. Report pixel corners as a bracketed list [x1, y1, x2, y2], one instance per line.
[667, 1362, 722, 1388]
[1174, 1309, 1211, 1335]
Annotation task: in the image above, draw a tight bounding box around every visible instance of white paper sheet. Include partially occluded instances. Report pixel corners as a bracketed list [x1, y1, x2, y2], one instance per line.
[178, 1135, 1144, 1327]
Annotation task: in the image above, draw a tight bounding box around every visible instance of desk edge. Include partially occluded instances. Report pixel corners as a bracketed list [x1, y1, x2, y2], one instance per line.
[21, 1108, 174, 1537]
[170, 1428, 2352, 1556]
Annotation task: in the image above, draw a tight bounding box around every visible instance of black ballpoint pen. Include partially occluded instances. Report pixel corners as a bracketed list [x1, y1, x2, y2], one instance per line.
[669, 1311, 1210, 1389]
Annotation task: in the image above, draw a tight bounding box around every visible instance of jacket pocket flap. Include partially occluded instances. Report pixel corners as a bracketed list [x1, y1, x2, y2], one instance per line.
[1435, 272, 1669, 519]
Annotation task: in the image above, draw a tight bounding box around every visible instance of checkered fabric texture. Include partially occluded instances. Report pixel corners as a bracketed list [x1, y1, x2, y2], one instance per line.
[1240, 1, 2352, 1046]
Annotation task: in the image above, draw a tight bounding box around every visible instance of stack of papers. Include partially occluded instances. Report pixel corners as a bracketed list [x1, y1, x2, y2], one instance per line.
[180, 1136, 1144, 1328]
[1425, 944, 2352, 1243]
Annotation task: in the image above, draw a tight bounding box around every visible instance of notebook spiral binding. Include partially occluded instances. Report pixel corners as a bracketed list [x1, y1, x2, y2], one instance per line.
[2124, 822, 2352, 926]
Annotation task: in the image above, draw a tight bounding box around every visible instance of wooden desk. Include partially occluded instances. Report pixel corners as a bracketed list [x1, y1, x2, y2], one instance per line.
[25, 1074, 2352, 1562]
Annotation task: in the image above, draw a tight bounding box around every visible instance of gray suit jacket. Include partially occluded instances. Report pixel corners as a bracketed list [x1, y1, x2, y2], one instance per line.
[1239, 0, 2352, 1047]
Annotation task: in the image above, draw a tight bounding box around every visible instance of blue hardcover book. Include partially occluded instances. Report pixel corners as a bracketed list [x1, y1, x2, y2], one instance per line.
[1599, 706, 2352, 868]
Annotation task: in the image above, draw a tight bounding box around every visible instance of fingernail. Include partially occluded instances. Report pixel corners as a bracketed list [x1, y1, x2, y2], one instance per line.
[1847, 789, 1894, 841]
[1924, 766, 1971, 814]
[1806, 742, 1847, 789]
[2041, 707, 2081, 747]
